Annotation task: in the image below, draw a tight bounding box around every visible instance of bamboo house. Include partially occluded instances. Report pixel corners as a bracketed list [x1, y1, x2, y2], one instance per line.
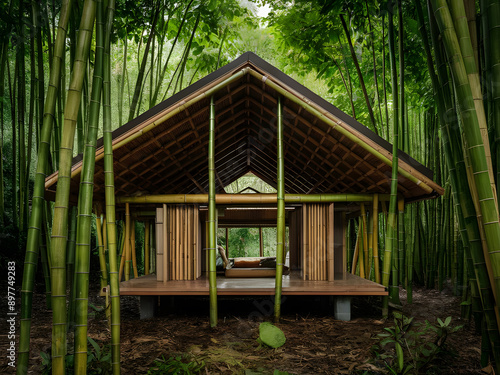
[45, 52, 443, 322]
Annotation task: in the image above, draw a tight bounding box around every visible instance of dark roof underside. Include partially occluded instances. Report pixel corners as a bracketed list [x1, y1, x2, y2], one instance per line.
[45, 52, 443, 204]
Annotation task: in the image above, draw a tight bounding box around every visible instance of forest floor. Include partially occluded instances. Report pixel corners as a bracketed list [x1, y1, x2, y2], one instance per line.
[0, 280, 491, 374]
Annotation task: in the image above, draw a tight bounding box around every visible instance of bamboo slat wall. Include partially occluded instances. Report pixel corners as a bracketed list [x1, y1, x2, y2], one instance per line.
[301, 203, 335, 281]
[155, 205, 201, 281]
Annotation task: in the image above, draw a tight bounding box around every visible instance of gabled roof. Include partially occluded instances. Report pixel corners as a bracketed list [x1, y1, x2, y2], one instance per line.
[45, 52, 443, 204]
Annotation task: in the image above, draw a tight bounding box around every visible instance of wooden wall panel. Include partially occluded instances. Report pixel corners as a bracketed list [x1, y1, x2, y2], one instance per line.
[155, 205, 201, 281]
[301, 203, 330, 281]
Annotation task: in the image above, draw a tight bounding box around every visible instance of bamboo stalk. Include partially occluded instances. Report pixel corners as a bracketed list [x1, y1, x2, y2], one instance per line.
[208, 95, 218, 327]
[131, 219, 138, 278]
[368, 206, 374, 281]
[302, 205, 308, 280]
[274, 95, 285, 322]
[178, 206, 182, 280]
[117, 193, 389, 205]
[373, 194, 380, 283]
[18, 0, 73, 363]
[162, 204, 168, 283]
[145, 220, 150, 275]
[95, 212, 108, 290]
[124, 203, 131, 281]
[360, 203, 369, 277]
[359, 218, 366, 279]
[351, 222, 361, 275]
[194, 206, 198, 278]
[328, 203, 334, 281]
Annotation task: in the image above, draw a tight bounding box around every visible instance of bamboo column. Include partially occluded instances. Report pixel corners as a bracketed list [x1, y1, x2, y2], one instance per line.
[360, 203, 369, 278]
[131, 219, 138, 278]
[259, 227, 263, 257]
[145, 220, 150, 275]
[208, 95, 218, 327]
[274, 95, 285, 322]
[373, 194, 380, 283]
[124, 203, 132, 281]
[162, 204, 168, 283]
[328, 203, 334, 281]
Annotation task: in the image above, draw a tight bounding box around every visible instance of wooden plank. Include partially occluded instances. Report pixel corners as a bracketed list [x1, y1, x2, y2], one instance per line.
[118, 273, 387, 296]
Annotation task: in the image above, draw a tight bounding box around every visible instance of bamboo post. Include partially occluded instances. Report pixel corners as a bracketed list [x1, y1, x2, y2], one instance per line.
[360, 203, 369, 278]
[373, 194, 381, 283]
[358, 218, 366, 278]
[124, 203, 131, 281]
[208, 95, 218, 327]
[95, 211, 108, 291]
[259, 227, 263, 257]
[367, 207, 374, 280]
[163, 204, 168, 283]
[178, 208, 181, 280]
[131, 219, 138, 278]
[118, 218, 126, 281]
[351, 222, 361, 274]
[328, 203, 334, 281]
[225, 227, 229, 257]
[145, 220, 150, 275]
[274, 95, 285, 322]
[194, 206, 199, 278]
[302, 205, 308, 280]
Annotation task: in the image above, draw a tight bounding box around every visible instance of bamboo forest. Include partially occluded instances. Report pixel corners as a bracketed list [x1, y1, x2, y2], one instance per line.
[2, 0, 500, 373]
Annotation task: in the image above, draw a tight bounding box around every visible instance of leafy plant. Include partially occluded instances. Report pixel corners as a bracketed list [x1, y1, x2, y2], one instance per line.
[147, 355, 205, 375]
[371, 312, 462, 374]
[257, 322, 286, 349]
[39, 337, 112, 375]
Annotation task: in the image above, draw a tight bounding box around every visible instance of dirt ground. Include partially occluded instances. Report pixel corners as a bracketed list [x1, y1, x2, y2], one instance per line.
[0, 281, 488, 374]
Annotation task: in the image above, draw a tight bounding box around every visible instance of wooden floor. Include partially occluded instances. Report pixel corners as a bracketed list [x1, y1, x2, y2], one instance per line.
[117, 272, 387, 296]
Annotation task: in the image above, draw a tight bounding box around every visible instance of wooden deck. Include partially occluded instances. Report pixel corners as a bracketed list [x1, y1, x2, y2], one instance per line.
[117, 273, 387, 296]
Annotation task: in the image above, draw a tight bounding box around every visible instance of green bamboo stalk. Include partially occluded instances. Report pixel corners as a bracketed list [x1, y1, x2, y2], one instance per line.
[124, 204, 131, 281]
[40, 225, 51, 310]
[431, 0, 500, 306]
[274, 95, 285, 322]
[398, 199, 405, 290]
[127, 4, 160, 122]
[448, 0, 496, 205]
[95, 212, 108, 290]
[382, 0, 399, 317]
[17, 0, 73, 372]
[426, 1, 500, 366]
[339, 14, 378, 135]
[483, 0, 500, 206]
[66, 207, 77, 329]
[360, 203, 369, 277]
[17, 0, 26, 232]
[0, 40, 7, 224]
[373, 194, 380, 283]
[102, 0, 119, 368]
[208, 95, 217, 327]
[151, 0, 195, 106]
[73, 0, 103, 369]
[406, 205, 414, 303]
[49, 0, 96, 372]
[368, 205, 374, 280]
